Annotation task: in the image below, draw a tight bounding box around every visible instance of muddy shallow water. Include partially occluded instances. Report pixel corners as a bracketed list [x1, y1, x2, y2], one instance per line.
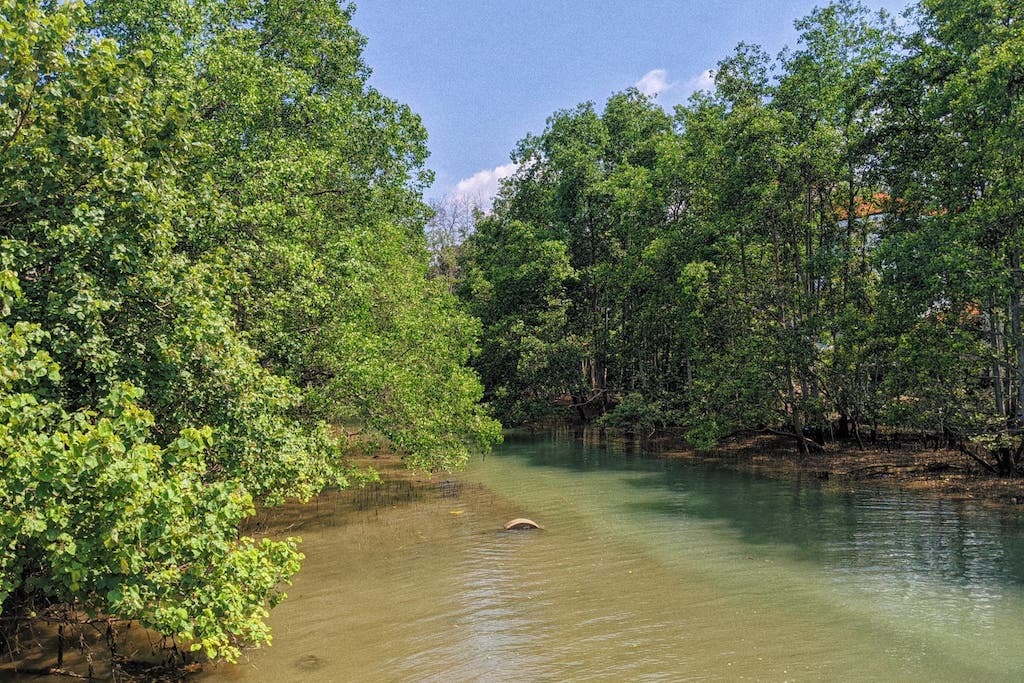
[189, 431, 1024, 682]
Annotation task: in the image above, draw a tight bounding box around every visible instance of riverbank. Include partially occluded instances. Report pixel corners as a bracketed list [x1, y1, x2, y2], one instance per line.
[657, 432, 1024, 508]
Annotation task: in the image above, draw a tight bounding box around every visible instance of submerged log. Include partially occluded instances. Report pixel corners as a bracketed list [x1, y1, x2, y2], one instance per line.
[503, 518, 543, 530]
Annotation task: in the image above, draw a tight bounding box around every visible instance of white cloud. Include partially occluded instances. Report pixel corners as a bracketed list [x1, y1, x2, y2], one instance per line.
[635, 68, 672, 97]
[451, 162, 520, 208]
[634, 67, 714, 102]
[683, 69, 715, 95]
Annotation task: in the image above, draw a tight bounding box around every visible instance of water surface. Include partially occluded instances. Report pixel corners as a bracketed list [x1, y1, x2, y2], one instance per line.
[202, 431, 1024, 681]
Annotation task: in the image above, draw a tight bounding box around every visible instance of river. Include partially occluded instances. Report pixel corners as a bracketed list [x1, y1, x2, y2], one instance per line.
[199, 430, 1024, 681]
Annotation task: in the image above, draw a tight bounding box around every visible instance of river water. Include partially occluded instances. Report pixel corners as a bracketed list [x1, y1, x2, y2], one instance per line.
[201, 431, 1024, 682]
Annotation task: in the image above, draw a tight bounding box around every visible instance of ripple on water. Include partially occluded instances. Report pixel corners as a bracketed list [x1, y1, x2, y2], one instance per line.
[197, 437, 1024, 682]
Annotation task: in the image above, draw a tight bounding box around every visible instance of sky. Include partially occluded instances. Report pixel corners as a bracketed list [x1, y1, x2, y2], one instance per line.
[350, 1, 909, 205]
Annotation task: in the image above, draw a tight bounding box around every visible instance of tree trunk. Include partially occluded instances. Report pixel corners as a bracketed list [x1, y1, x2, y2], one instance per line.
[990, 305, 1005, 418]
[1011, 246, 1023, 425]
[836, 410, 850, 439]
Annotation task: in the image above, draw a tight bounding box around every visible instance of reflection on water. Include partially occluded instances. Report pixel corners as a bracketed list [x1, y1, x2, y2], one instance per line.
[198, 431, 1024, 682]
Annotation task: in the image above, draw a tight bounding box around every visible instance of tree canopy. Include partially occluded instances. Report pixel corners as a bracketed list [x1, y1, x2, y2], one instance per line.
[459, 0, 1024, 472]
[1, 0, 498, 669]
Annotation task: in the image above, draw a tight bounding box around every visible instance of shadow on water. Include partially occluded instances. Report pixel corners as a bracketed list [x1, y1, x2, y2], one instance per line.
[499, 427, 1024, 589]
[243, 476, 458, 537]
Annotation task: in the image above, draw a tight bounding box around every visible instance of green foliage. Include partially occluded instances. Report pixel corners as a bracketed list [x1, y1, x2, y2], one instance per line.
[462, 90, 679, 423]
[86, 0, 502, 468]
[0, 273, 300, 661]
[1, 0, 341, 502]
[460, 0, 1024, 468]
[597, 393, 675, 436]
[460, 217, 581, 422]
[872, 0, 1024, 469]
[2, 0, 499, 670]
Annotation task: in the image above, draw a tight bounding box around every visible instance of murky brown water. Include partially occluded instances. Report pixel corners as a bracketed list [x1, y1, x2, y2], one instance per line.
[195, 433, 1024, 682]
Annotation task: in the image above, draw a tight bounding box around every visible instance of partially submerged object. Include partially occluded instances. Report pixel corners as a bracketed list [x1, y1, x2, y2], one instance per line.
[503, 518, 543, 530]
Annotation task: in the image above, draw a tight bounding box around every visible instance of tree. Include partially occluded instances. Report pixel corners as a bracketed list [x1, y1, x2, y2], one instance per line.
[460, 216, 581, 422]
[426, 195, 480, 290]
[874, 0, 1024, 473]
[0, 1, 306, 663]
[86, 0, 500, 469]
[2, 0, 499, 672]
[463, 91, 680, 423]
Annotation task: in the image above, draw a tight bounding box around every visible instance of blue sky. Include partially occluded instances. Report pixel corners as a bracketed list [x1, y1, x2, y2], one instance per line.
[350, 1, 909, 203]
